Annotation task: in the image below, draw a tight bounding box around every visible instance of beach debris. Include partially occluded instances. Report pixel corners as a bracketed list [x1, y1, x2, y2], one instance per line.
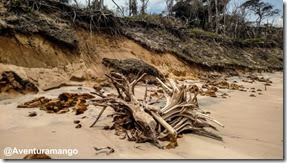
[134, 145, 145, 151]
[0, 71, 38, 94]
[43, 83, 83, 91]
[23, 153, 51, 159]
[264, 83, 271, 91]
[17, 93, 95, 115]
[250, 88, 256, 93]
[201, 84, 209, 89]
[239, 88, 247, 92]
[201, 77, 244, 92]
[200, 86, 218, 97]
[93, 78, 111, 92]
[18, 97, 51, 108]
[221, 93, 229, 98]
[103, 126, 110, 130]
[246, 75, 273, 84]
[28, 111, 37, 117]
[73, 120, 80, 124]
[75, 124, 82, 128]
[90, 72, 223, 149]
[90, 106, 107, 128]
[74, 98, 89, 115]
[94, 146, 115, 155]
[212, 80, 230, 89]
[250, 94, 256, 97]
[58, 108, 70, 114]
[229, 83, 242, 90]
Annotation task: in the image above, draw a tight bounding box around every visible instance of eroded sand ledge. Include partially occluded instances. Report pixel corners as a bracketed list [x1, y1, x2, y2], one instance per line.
[0, 72, 283, 159]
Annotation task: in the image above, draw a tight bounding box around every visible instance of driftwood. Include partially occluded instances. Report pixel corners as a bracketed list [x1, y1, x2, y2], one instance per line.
[94, 146, 115, 155]
[43, 83, 83, 91]
[0, 71, 38, 94]
[90, 72, 224, 149]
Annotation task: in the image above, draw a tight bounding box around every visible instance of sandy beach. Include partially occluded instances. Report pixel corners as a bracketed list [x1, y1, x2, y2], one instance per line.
[0, 72, 283, 159]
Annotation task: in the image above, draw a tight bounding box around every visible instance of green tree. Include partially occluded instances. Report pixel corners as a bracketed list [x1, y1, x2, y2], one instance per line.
[171, 0, 229, 31]
[241, 0, 280, 26]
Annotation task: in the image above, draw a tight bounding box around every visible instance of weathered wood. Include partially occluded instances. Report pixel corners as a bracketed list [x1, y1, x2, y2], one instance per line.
[150, 111, 177, 137]
[90, 106, 107, 128]
[91, 72, 224, 148]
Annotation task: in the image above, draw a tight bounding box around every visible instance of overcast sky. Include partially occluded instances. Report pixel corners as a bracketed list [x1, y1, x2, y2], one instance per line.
[76, 0, 283, 27]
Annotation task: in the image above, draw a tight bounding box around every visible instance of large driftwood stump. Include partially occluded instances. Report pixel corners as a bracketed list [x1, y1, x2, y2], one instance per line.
[91, 72, 224, 149]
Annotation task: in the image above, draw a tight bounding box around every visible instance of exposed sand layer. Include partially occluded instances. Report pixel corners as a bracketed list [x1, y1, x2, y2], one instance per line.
[0, 72, 283, 159]
[0, 31, 200, 88]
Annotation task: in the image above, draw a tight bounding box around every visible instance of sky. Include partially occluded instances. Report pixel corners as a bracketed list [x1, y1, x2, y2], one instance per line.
[76, 0, 284, 27]
[227, 0, 283, 27]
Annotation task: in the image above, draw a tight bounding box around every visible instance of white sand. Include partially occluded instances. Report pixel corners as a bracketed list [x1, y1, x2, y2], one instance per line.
[0, 72, 283, 159]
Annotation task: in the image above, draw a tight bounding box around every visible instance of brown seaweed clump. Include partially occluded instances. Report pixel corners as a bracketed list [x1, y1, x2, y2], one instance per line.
[17, 93, 95, 115]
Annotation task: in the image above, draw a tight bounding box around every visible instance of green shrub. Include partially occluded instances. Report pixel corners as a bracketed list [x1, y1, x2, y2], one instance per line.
[240, 37, 266, 44]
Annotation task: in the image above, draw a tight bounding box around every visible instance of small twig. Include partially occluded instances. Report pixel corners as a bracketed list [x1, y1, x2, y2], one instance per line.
[90, 106, 107, 128]
[134, 145, 145, 151]
[156, 77, 172, 93]
[94, 146, 115, 155]
[89, 15, 94, 36]
[90, 91, 105, 98]
[105, 74, 124, 99]
[144, 80, 148, 103]
[73, 10, 77, 23]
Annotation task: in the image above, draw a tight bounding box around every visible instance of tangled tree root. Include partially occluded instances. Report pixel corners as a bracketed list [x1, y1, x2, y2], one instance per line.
[90, 72, 224, 149]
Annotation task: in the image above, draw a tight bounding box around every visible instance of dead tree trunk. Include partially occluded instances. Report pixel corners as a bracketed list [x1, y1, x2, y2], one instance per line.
[129, 0, 138, 16]
[215, 0, 219, 33]
[166, 0, 174, 14]
[92, 0, 103, 10]
[111, 0, 124, 16]
[207, 0, 212, 31]
[140, 0, 149, 15]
